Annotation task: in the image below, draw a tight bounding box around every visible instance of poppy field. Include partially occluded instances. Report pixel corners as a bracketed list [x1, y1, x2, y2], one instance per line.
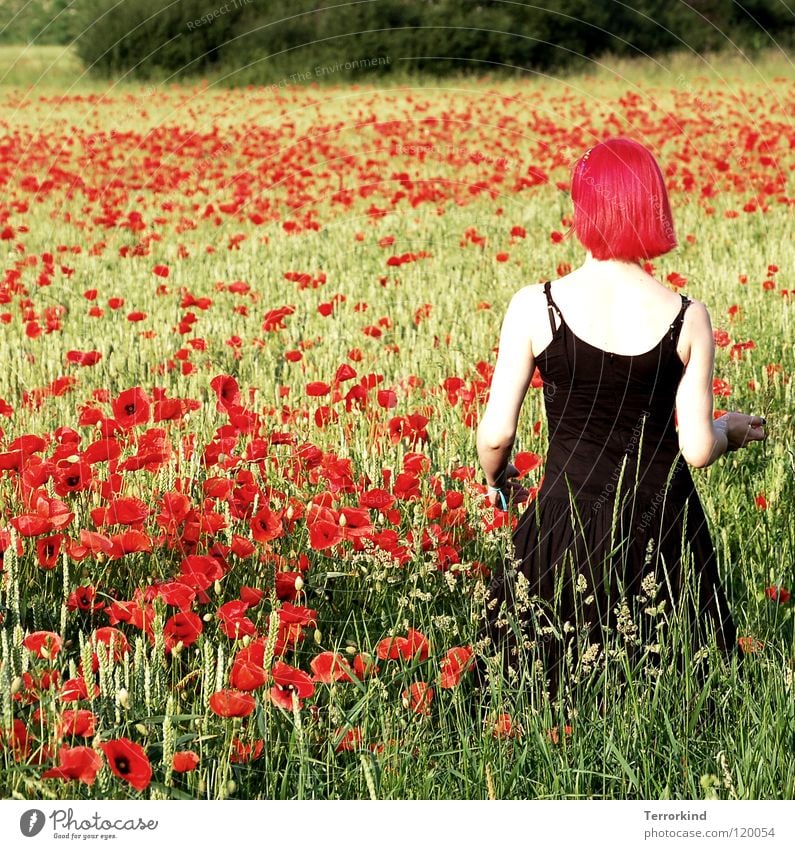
[0, 50, 793, 800]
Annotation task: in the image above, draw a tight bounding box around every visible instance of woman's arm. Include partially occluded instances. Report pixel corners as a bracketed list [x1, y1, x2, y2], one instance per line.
[675, 300, 765, 467]
[477, 289, 535, 487]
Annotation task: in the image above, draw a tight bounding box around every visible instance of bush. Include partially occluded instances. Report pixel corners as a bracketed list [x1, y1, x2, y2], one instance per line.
[0, 0, 77, 45]
[73, 0, 246, 79]
[68, 0, 795, 83]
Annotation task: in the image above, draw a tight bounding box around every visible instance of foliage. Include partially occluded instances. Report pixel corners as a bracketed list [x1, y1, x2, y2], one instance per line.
[59, 0, 795, 82]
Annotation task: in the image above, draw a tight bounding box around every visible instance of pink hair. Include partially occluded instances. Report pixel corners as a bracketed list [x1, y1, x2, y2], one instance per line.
[571, 138, 677, 261]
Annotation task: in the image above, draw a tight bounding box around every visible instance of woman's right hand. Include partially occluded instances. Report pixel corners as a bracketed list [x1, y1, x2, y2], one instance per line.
[715, 412, 767, 452]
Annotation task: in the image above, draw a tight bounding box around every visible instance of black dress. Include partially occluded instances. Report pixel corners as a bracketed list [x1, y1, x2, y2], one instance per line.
[474, 281, 738, 699]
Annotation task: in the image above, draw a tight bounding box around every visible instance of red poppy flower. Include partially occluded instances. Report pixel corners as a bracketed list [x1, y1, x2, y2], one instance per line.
[377, 389, 398, 408]
[100, 738, 152, 791]
[217, 600, 256, 640]
[57, 709, 97, 739]
[249, 505, 284, 542]
[269, 661, 315, 710]
[16, 669, 60, 704]
[439, 645, 474, 688]
[179, 554, 224, 590]
[334, 726, 364, 752]
[210, 374, 241, 412]
[764, 586, 791, 604]
[66, 350, 102, 367]
[105, 594, 154, 634]
[239, 585, 265, 606]
[11, 491, 74, 537]
[108, 530, 153, 559]
[0, 719, 31, 760]
[308, 518, 343, 550]
[209, 689, 256, 718]
[92, 627, 130, 661]
[513, 451, 543, 475]
[95, 495, 150, 527]
[402, 681, 434, 715]
[172, 751, 200, 773]
[43, 745, 103, 785]
[546, 725, 573, 745]
[376, 628, 429, 662]
[353, 653, 380, 679]
[306, 381, 331, 397]
[277, 602, 317, 628]
[310, 651, 355, 683]
[738, 636, 764, 654]
[59, 676, 100, 703]
[491, 712, 521, 739]
[36, 534, 64, 569]
[229, 639, 269, 690]
[230, 737, 264, 763]
[274, 571, 304, 601]
[66, 585, 104, 613]
[163, 612, 203, 652]
[111, 387, 151, 429]
[152, 580, 196, 610]
[23, 631, 63, 660]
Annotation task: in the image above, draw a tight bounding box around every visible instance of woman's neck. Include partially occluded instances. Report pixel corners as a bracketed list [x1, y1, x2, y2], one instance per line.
[582, 252, 642, 272]
[580, 252, 651, 284]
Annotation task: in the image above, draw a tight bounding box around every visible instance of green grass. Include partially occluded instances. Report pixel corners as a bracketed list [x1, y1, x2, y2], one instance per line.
[0, 45, 793, 800]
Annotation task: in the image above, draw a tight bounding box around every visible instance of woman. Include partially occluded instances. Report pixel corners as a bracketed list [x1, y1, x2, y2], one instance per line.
[474, 137, 766, 702]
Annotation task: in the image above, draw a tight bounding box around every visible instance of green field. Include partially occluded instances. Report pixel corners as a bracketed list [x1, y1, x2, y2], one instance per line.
[0, 45, 792, 800]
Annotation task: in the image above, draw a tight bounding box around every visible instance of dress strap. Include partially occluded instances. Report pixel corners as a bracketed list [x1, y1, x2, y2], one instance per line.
[668, 294, 692, 344]
[543, 280, 562, 335]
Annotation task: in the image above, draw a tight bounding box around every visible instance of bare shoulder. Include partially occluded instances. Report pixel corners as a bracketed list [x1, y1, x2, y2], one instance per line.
[505, 280, 560, 357]
[510, 281, 547, 307]
[678, 296, 712, 364]
[683, 297, 712, 331]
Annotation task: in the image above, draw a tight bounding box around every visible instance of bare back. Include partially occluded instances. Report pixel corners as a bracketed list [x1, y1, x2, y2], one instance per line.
[524, 263, 694, 363]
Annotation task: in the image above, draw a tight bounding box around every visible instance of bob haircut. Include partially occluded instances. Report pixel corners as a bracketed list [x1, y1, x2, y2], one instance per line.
[571, 138, 677, 261]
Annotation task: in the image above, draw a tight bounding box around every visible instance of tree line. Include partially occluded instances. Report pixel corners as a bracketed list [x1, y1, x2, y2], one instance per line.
[2, 1, 792, 82]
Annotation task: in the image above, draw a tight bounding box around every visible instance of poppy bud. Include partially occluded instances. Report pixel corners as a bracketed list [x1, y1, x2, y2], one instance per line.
[294, 576, 304, 592]
[214, 580, 222, 595]
[135, 722, 148, 736]
[10, 676, 22, 696]
[117, 688, 130, 709]
[313, 628, 322, 645]
[339, 513, 347, 527]
[286, 505, 294, 520]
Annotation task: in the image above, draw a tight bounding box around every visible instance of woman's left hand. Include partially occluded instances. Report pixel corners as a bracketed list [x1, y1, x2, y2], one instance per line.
[487, 464, 530, 509]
